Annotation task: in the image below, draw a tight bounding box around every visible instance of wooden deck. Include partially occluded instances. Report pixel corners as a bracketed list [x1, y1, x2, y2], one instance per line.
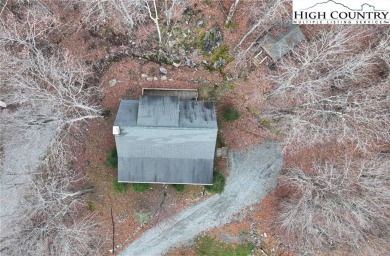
[252, 50, 268, 67]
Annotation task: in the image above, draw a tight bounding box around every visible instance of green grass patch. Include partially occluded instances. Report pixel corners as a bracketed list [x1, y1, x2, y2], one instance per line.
[133, 209, 152, 226]
[128, 68, 137, 80]
[204, 172, 225, 194]
[106, 148, 118, 168]
[222, 106, 240, 122]
[197, 31, 206, 48]
[87, 201, 95, 212]
[132, 183, 150, 193]
[272, 128, 282, 136]
[171, 184, 185, 192]
[260, 119, 271, 128]
[196, 236, 254, 256]
[202, 61, 217, 71]
[112, 180, 128, 193]
[209, 45, 232, 63]
[223, 21, 237, 30]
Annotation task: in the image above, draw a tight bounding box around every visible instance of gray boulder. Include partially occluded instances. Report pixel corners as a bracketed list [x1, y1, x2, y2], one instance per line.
[160, 67, 168, 75]
[202, 26, 223, 53]
[185, 58, 196, 68]
[213, 57, 227, 69]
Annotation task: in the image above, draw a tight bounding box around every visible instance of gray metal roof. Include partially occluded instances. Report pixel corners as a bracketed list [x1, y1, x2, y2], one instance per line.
[114, 100, 138, 127]
[114, 95, 217, 184]
[260, 25, 305, 61]
[117, 157, 214, 184]
[137, 95, 179, 127]
[179, 100, 217, 128]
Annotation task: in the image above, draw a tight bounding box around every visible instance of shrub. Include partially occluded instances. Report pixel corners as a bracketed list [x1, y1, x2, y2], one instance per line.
[209, 45, 231, 63]
[204, 172, 225, 194]
[171, 184, 185, 192]
[106, 148, 118, 168]
[132, 183, 150, 193]
[112, 180, 128, 193]
[87, 201, 95, 212]
[261, 119, 271, 128]
[101, 108, 111, 118]
[196, 236, 254, 256]
[222, 106, 240, 122]
[133, 209, 152, 227]
[223, 21, 237, 29]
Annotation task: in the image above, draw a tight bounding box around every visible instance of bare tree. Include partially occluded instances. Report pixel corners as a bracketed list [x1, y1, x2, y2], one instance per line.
[0, 4, 103, 255]
[0, 7, 102, 129]
[264, 80, 390, 151]
[235, 0, 290, 50]
[260, 26, 390, 151]
[80, 0, 147, 30]
[144, 0, 162, 47]
[80, 0, 189, 57]
[254, 23, 390, 256]
[267, 26, 375, 101]
[1, 50, 102, 140]
[0, 136, 101, 256]
[163, 0, 188, 28]
[143, 0, 189, 53]
[278, 155, 390, 255]
[233, 0, 290, 76]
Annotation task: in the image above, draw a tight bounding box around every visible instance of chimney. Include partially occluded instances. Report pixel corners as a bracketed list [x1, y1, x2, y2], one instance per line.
[113, 126, 120, 135]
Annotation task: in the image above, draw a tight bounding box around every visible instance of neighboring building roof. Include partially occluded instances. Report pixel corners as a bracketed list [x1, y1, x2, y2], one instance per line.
[113, 95, 217, 185]
[260, 25, 305, 61]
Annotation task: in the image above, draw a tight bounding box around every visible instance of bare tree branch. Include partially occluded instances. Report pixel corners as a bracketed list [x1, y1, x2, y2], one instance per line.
[261, 26, 390, 152]
[79, 0, 146, 30]
[225, 0, 240, 25]
[278, 155, 390, 255]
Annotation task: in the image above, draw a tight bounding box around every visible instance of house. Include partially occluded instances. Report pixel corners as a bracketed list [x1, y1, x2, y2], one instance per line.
[113, 94, 218, 185]
[259, 25, 305, 62]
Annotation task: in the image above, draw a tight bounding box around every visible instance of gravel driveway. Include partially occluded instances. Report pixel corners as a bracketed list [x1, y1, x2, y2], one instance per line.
[119, 141, 283, 256]
[0, 124, 56, 232]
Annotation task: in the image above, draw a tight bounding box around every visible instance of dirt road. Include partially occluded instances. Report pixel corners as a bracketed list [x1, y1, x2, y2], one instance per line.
[119, 141, 283, 256]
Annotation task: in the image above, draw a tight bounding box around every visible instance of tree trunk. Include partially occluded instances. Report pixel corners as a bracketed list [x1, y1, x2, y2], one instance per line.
[225, 0, 240, 25]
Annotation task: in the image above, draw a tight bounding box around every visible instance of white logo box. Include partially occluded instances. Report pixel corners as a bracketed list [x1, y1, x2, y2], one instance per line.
[293, 0, 390, 24]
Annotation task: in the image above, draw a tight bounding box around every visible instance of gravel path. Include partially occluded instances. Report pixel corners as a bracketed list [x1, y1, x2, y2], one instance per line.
[119, 141, 283, 256]
[0, 124, 56, 228]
